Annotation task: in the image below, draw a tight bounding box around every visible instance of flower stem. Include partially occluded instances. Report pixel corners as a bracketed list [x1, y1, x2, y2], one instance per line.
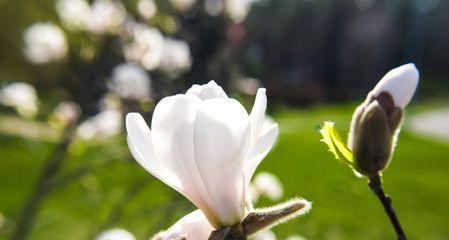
[368, 173, 407, 240]
[11, 121, 77, 240]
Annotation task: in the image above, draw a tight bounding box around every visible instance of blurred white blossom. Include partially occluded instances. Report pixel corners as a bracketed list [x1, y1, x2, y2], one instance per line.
[95, 228, 136, 240]
[205, 0, 224, 16]
[0, 82, 39, 118]
[88, 0, 127, 34]
[109, 63, 151, 100]
[159, 38, 192, 78]
[169, 0, 197, 12]
[252, 230, 276, 240]
[233, 77, 262, 95]
[152, 210, 214, 240]
[124, 24, 164, 70]
[23, 23, 68, 64]
[286, 235, 307, 240]
[250, 172, 283, 202]
[225, 0, 251, 23]
[137, 0, 157, 20]
[77, 96, 122, 140]
[56, 0, 92, 31]
[49, 101, 81, 129]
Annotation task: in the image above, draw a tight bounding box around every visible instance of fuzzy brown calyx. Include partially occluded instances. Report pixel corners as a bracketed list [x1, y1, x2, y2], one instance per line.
[208, 198, 311, 240]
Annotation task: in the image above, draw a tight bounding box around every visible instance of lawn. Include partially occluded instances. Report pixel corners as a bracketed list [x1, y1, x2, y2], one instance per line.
[1, 103, 448, 240]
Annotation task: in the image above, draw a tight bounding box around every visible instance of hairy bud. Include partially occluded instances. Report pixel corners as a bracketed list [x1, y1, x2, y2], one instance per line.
[348, 92, 403, 176]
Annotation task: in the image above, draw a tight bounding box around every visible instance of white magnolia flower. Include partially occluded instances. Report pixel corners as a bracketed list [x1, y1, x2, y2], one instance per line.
[50, 101, 81, 128]
[126, 81, 279, 227]
[252, 230, 276, 240]
[77, 109, 122, 140]
[285, 235, 307, 240]
[55, 0, 92, 31]
[159, 38, 192, 78]
[0, 82, 39, 118]
[225, 0, 251, 23]
[123, 24, 164, 70]
[88, 0, 126, 34]
[251, 172, 283, 201]
[23, 23, 68, 64]
[137, 0, 157, 20]
[370, 63, 419, 108]
[153, 210, 214, 240]
[109, 63, 151, 100]
[95, 228, 136, 240]
[169, 0, 197, 12]
[205, 0, 224, 17]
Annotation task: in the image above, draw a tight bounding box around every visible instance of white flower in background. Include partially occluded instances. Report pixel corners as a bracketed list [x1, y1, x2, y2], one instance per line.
[77, 97, 122, 140]
[250, 172, 283, 202]
[55, 0, 92, 31]
[252, 230, 276, 240]
[126, 81, 279, 228]
[225, 0, 251, 23]
[23, 23, 68, 64]
[205, 0, 224, 17]
[159, 38, 192, 78]
[88, 0, 126, 34]
[169, 0, 197, 12]
[370, 63, 419, 108]
[152, 210, 214, 240]
[0, 82, 39, 118]
[233, 77, 262, 95]
[137, 0, 157, 20]
[109, 63, 151, 100]
[286, 235, 307, 240]
[95, 228, 136, 240]
[49, 101, 81, 128]
[124, 24, 164, 70]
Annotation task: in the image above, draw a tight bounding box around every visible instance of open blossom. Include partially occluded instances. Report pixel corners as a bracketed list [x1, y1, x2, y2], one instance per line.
[88, 0, 126, 34]
[0, 82, 39, 118]
[55, 0, 92, 31]
[286, 235, 307, 240]
[137, 0, 157, 20]
[152, 210, 214, 240]
[95, 228, 136, 240]
[23, 23, 68, 64]
[159, 38, 192, 78]
[123, 24, 164, 70]
[109, 63, 151, 100]
[126, 81, 279, 227]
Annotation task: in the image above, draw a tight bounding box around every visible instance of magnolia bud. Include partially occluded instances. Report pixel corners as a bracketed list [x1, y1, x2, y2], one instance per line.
[347, 64, 419, 176]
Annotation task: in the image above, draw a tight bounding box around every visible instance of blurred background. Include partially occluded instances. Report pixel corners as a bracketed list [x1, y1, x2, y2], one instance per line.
[0, 0, 448, 239]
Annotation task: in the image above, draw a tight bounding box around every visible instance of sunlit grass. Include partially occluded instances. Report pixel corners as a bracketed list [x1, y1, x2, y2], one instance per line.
[1, 103, 449, 239]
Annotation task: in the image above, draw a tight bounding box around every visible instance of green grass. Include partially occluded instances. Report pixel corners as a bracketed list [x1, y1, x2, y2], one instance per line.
[1, 104, 449, 239]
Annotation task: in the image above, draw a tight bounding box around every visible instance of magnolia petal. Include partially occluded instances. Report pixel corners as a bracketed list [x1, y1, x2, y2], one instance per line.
[371, 63, 419, 108]
[162, 210, 214, 240]
[125, 113, 183, 192]
[186, 80, 228, 100]
[249, 88, 267, 144]
[150, 94, 220, 225]
[193, 98, 251, 226]
[243, 123, 279, 187]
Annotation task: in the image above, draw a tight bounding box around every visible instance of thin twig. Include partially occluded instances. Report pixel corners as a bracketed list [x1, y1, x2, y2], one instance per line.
[11, 121, 78, 240]
[368, 173, 406, 240]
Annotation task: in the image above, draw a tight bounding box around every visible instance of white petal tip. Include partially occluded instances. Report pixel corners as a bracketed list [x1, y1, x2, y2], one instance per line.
[373, 63, 420, 108]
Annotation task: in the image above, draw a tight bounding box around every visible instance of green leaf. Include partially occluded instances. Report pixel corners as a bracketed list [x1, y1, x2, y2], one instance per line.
[319, 121, 355, 167]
